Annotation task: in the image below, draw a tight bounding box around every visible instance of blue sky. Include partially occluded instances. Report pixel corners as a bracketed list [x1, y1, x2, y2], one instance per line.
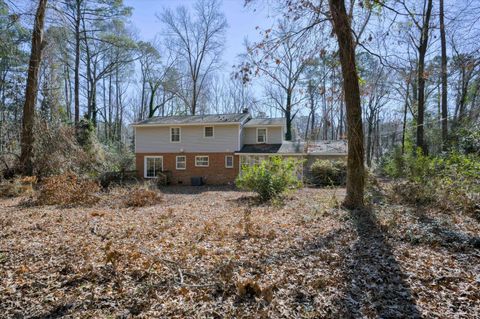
[124, 0, 275, 75]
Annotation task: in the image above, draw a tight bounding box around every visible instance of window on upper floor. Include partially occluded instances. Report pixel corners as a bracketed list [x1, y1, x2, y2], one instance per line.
[170, 127, 181, 142]
[204, 126, 214, 138]
[257, 128, 267, 143]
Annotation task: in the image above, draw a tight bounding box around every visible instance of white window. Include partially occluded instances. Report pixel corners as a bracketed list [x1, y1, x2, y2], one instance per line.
[204, 126, 214, 138]
[195, 156, 209, 167]
[176, 156, 186, 170]
[257, 128, 267, 143]
[170, 127, 181, 142]
[225, 155, 234, 168]
[240, 155, 266, 167]
[144, 156, 163, 178]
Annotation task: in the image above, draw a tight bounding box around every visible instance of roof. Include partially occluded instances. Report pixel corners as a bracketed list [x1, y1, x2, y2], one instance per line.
[307, 140, 348, 155]
[133, 113, 250, 126]
[237, 141, 305, 154]
[243, 118, 285, 127]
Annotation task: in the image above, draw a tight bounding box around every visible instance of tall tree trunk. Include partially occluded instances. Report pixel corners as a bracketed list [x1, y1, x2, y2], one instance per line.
[402, 79, 410, 154]
[74, 0, 81, 124]
[416, 0, 433, 154]
[439, 0, 448, 148]
[339, 89, 344, 138]
[285, 89, 293, 140]
[191, 80, 197, 115]
[19, 0, 47, 175]
[329, 0, 365, 209]
[366, 114, 374, 167]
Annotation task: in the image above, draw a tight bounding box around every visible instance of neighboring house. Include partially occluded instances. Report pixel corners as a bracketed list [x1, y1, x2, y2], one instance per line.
[132, 111, 347, 185]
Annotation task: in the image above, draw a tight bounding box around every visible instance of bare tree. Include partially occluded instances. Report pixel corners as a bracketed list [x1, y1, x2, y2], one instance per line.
[19, 0, 47, 175]
[240, 21, 316, 140]
[329, 0, 365, 208]
[159, 0, 227, 115]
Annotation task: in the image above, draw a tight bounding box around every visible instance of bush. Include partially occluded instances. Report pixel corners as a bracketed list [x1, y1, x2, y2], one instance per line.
[389, 180, 435, 206]
[0, 176, 37, 198]
[382, 147, 480, 213]
[310, 159, 346, 186]
[33, 121, 103, 178]
[37, 173, 100, 206]
[123, 187, 163, 207]
[235, 156, 302, 201]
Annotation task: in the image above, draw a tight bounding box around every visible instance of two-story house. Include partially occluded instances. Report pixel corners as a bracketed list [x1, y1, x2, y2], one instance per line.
[132, 111, 305, 185]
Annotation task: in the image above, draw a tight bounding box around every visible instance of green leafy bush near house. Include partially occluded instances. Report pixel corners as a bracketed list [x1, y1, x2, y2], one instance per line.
[309, 160, 347, 186]
[235, 156, 303, 201]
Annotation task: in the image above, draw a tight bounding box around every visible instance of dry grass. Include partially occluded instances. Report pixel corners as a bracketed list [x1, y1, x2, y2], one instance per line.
[0, 185, 478, 318]
[36, 173, 100, 206]
[122, 187, 163, 207]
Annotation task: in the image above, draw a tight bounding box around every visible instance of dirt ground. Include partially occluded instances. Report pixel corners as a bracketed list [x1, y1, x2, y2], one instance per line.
[0, 185, 479, 318]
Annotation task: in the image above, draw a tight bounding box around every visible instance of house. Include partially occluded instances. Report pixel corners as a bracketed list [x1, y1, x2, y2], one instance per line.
[132, 111, 347, 185]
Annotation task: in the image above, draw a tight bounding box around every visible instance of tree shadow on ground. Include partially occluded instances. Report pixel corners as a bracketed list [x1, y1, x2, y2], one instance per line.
[335, 208, 422, 318]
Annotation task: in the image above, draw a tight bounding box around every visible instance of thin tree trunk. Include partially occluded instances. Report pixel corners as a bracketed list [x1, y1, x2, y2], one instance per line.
[366, 114, 374, 167]
[329, 0, 365, 209]
[439, 0, 448, 149]
[416, 0, 433, 154]
[402, 80, 410, 154]
[74, 0, 81, 124]
[285, 89, 293, 140]
[19, 0, 47, 175]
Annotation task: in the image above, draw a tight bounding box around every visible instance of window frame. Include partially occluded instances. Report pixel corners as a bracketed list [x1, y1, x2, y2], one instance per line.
[176, 155, 186, 170]
[195, 155, 209, 167]
[203, 126, 214, 138]
[170, 127, 181, 143]
[144, 156, 163, 178]
[225, 155, 234, 168]
[256, 128, 267, 143]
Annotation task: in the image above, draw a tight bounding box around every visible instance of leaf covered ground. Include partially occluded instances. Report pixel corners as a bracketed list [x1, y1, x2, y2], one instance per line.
[0, 185, 479, 318]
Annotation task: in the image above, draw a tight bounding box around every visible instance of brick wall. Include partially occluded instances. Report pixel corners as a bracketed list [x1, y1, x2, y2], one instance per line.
[135, 153, 239, 185]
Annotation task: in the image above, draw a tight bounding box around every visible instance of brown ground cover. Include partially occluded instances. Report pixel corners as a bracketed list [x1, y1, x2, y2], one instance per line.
[0, 185, 478, 318]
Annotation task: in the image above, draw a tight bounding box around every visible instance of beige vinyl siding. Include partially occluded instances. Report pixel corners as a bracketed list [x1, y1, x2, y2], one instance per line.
[135, 124, 240, 153]
[243, 126, 283, 144]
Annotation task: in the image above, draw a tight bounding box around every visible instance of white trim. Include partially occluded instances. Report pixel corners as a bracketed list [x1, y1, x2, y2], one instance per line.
[225, 155, 234, 168]
[195, 155, 209, 167]
[203, 126, 214, 138]
[256, 128, 268, 144]
[176, 155, 186, 170]
[144, 156, 163, 178]
[134, 127, 137, 153]
[170, 127, 181, 143]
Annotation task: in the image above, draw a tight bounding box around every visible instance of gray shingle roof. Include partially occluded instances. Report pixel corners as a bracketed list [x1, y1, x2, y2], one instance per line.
[237, 144, 282, 154]
[243, 118, 285, 126]
[134, 113, 250, 125]
[307, 140, 347, 154]
[237, 141, 305, 154]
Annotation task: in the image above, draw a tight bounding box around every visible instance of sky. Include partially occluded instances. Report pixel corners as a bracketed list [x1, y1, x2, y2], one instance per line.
[124, 0, 275, 76]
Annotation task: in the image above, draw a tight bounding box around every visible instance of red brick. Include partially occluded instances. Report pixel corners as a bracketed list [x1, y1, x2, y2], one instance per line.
[135, 153, 239, 185]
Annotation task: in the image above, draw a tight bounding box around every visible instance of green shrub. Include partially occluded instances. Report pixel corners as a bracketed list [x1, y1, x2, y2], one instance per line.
[382, 147, 480, 213]
[310, 159, 346, 186]
[235, 156, 302, 201]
